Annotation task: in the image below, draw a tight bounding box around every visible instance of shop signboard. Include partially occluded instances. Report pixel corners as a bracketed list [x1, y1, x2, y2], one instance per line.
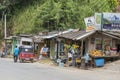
[84, 16, 95, 32]
[103, 13, 120, 31]
[95, 13, 102, 30]
[95, 13, 120, 31]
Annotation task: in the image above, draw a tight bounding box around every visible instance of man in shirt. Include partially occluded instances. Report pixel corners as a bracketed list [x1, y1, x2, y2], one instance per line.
[13, 46, 19, 62]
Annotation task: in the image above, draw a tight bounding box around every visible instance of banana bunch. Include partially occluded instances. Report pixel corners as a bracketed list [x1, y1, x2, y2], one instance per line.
[73, 44, 79, 49]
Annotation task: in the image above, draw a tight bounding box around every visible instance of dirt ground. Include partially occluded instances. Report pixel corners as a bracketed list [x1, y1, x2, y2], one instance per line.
[101, 60, 120, 72]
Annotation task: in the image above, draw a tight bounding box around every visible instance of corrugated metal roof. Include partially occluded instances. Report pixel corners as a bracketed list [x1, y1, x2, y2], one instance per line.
[5, 36, 17, 40]
[76, 31, 96, 40]
[104, 31, 120, 37]
[102, 32, 120, 40]
[59, 30, 84, 40]
[18, 34, 33, 37]
[59, 30, 96, 40]
[101, 31, 120, 40]
[38, 29, 74, 39]
[34, 29, 74, 42]
[59, 30, 120, 40]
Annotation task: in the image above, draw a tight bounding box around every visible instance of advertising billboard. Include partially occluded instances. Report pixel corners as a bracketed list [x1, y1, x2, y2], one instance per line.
[84, 16, 95, 32]
[95, 13, 102, 30]
[103, 13, 120, 31]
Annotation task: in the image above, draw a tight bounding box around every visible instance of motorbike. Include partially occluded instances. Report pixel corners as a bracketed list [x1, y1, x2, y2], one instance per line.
[1, 52, 5, 58]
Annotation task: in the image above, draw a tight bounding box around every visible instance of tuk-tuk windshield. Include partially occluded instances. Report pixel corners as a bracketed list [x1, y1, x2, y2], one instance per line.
[20, 48, 33, 53]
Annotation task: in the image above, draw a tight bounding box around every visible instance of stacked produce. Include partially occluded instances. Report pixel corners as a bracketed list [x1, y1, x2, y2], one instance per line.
[90, 50, 103, 57]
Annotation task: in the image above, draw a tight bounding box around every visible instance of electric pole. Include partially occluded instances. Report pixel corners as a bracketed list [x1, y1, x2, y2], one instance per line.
[4, 14, 6, 39]
[4, 14, 7, 55]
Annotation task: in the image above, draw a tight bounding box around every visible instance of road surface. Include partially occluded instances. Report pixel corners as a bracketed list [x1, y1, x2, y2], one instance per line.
[0, 58, 119, 80]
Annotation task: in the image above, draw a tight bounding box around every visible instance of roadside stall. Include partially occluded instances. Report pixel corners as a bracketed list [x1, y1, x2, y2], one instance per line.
[59, 29, 89, 67]
[80, 13, 120, 68]
[84, 31, 120, 67]
[63, 29, 120, 68]
[35, 30, 73, 60]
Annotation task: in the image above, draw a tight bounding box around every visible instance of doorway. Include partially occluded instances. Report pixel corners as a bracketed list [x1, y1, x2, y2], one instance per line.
[117, 44, 120, 53]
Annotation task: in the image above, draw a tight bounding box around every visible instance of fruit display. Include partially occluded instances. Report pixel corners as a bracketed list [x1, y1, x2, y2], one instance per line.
[89, 50, 103, 57]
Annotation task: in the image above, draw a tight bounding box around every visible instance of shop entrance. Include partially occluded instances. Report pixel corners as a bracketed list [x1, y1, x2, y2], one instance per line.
[83, 41, 86, 56]
[117, 44, 120, 53]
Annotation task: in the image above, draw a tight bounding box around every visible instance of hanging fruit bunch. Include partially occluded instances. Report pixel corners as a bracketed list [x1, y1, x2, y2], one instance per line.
[73, 44, 79, 49]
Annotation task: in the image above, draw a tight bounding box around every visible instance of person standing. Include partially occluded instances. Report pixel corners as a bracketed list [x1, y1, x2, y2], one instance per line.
[39, 44, 48, 59]
[13, 46, 19, 62]
[68, 51, 72, 66]
[68, 51, 72, 61]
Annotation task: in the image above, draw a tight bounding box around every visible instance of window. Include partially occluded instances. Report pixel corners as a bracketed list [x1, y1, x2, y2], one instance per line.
[95, 38, 102, 50]
[22, 41, 32, 45]
[21, 48, 33, 53]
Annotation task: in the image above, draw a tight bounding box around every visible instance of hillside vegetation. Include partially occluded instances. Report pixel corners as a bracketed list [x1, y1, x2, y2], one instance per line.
[0, 0, 119, 36]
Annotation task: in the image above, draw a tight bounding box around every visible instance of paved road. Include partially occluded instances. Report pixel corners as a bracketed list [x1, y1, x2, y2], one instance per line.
[0, 58, 119, 80]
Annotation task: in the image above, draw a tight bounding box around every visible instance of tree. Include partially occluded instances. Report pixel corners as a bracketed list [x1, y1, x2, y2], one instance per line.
[0, 0, 118, 35]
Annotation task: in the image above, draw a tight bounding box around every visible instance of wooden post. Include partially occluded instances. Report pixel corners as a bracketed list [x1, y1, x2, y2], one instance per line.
[81, 39, 84, 57]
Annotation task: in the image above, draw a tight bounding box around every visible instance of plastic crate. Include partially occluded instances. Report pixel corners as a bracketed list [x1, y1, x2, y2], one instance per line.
[94, 58, 104, 67]
[59, 62, 64, 67]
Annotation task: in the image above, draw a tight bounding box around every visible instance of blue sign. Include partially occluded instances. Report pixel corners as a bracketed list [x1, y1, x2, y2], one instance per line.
[103, 23, 120, 30]
[103, 13, 120, 31]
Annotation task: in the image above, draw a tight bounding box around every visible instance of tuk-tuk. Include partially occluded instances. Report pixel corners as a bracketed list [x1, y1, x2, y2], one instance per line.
[19, 46, 34, 63]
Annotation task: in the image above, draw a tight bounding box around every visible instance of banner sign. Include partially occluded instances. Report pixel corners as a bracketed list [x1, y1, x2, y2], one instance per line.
[103, 13, 120, 31]
[95, 13, 102, 30]
[84, 16, 95, 32]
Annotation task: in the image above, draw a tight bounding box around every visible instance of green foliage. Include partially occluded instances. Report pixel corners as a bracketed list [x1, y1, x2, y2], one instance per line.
[108, 0, 119, 11]
[0, 0, 119, 35]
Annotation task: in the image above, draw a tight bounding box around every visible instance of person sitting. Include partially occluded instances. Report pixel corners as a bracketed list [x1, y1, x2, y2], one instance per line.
[75, 54, 81, 68]
[83, 53, 91, 69]
[39, 44, 48, 59]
